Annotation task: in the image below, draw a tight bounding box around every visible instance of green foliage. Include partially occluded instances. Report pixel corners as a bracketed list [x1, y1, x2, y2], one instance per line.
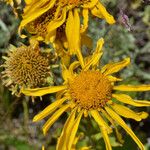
[0, 135, 35, 150]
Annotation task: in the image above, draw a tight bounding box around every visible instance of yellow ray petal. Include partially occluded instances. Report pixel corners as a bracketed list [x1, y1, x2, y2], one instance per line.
[113, 85, 150, 91]
[80, 147, 92, 150]
[67, 111, 83, 150]
[83, 0, 98, 8]
[81, 34, 93, 49]
[24, 0, 56, 17]
[66, 10, 74, 52]
[19, 0, 57, 34]
[25, 0, 32, 5]
[62, 64, 73, 82]
[100, 127, 112, 150]
[105, 107, 145, 150]
[66, 9, 80, 54]
[66, 9, 84, 68]
[101, 58, 130, 76]
[62, 61, 79, 82]
[101, 109, 124, 144]
[42, 145, 45, 150]
[107, 75, 123, 82]
[56, 90, 66, 99]
[53, 40, 70, 66]
[33, 97, 68, 122]
[45, 29, 56, 43]
[81, 9, 89, 33]
[57, 108, 77, 150]
[73, 9, 84, 68]
[90, 110, 112, 133]
[21, 85, 67, 96]
[47, 7, 66, 33]
[111, 103, 148, 121]
[113, 94, 150, 107]
[91, 1, 115, 24]
[69, 61, 80, 74]
[42, 103, 71, 135]
[84, 38, 104, 71]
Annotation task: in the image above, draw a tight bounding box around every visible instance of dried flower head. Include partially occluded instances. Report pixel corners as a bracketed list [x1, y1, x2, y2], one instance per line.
[1, 41, 52, 96]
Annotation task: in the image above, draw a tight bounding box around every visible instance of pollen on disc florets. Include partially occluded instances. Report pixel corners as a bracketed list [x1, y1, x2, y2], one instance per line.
[1, 43, 52, 95]
[27, 7, 56, 38]
[69, 71, 112, 110]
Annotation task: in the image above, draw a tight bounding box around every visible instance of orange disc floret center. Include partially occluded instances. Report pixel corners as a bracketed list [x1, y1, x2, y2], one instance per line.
[69, 71, 112, 110]
[69, 0, 79, 4]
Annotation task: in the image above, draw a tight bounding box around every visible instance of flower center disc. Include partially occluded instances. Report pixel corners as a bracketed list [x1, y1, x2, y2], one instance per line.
[68, 0, 79, 5]
[4, 46, 50, 88]
[69, 71, 112, 110]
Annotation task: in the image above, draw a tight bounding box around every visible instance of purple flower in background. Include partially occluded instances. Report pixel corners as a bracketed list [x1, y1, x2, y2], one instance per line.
[119, 9, 132, 31]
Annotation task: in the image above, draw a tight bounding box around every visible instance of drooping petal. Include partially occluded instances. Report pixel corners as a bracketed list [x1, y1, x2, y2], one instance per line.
[21, 85, 67, 96]
[57, 108, 77, 150]
[105, 107, 145, 150]
[81, 9, 89, 33]
[45, 29, 56, 43]
[84, 38, 104, 71]
[100, 127, 112, 150]
[83, 0, 98, 8]
[112, 94, 150, 107]
[33, 97, 68, 122]
[62, 61, 80, 83]
[101, 109, 124, 144]
[47, 7, 67, 35]
[81, 34, 93, 49]
[53, 40, 70, 66]
[91, 1, 115, 24]
[69, 61, 80, 75]
[101, 58, 130, 76]
[42, 103, 71, 135]
[67, 111, 83, 150]
[23, 0, 56, 16]
[61, 64, 73, 82]
[90, 110, 112, 133]
[66, 10, 74, 52]
[66, 9, 80, 53]
[66, 9, 84, 67]
[113, 85, 150, 91]
[111, 103, 148, 121]
[19, 0, 57, 34]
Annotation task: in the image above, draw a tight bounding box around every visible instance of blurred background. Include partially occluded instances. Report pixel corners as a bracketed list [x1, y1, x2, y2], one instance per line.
[0, 0, 150, 149]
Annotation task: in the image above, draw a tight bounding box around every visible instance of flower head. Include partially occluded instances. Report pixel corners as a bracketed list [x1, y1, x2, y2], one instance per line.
[22, 38, 150, 150]
[1, 40, 52, 96]
[19, 0, 115, 57]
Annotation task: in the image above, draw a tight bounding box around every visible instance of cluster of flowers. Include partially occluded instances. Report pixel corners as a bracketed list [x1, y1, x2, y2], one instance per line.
[2, 0, 150, 150]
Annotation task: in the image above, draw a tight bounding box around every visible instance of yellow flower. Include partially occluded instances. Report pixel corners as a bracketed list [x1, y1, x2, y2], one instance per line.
[1, 40, 53, 96]
[19, 0, 115, 55]
[42, 133, 91, 150]
[21, 38, 150, 150]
